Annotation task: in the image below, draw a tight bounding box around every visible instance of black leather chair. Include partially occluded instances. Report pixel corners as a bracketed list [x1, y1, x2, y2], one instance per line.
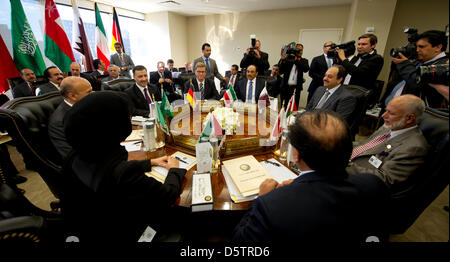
[0, 92, 64, 199]
[388, 107, 449, 233]
[0, 216, 45, 243]
[343, 85, 371, 139]
[102, 79, 135, 92]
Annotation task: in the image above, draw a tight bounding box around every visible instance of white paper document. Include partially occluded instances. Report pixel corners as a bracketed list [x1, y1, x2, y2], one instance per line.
[145, 152, 196, 183]
[259, 158, 297, 183]
[120, 141, 142, 152]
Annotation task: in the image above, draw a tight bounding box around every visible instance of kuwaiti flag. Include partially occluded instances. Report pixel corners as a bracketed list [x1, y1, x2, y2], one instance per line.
[95, 3, 109, 68]
[0, 34, 20, 94]
[223, 84, 237, 106]
[44, 0, 75, 73]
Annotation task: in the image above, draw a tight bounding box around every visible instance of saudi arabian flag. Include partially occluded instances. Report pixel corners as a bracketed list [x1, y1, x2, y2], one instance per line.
[11, 0, 46, 75]
[160, 91, 173, 118]
[156, 101, 170, 134]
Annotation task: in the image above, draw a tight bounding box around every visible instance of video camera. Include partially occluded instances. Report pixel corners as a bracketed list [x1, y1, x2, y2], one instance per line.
[327, 40, 356, 59]
[281, 42, 300, 61]
[417, 64, 449, 85]
[390, 27, 419, 59]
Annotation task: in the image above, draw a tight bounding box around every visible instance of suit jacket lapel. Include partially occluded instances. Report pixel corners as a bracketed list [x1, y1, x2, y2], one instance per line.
[322, 86, 342, 109]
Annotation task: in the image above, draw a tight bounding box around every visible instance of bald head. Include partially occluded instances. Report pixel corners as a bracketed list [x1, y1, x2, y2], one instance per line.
[60, 77, 93, 104]
[383, 95, 425, 130]
[288, 110, 352, 174]
[70, 62, 81, 77]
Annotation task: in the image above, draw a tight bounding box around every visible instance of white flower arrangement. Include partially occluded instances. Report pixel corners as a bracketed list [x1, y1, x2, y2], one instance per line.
[204, 107, 240, 135]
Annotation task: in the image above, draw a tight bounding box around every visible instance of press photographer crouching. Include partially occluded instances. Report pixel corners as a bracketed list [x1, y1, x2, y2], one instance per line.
[391, 30, 449, 109]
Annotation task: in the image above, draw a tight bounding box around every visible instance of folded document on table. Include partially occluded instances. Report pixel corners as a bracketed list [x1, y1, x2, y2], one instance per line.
[145, 151, 196, 183]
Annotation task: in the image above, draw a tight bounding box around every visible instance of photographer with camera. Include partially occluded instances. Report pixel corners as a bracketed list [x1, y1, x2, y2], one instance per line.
[334, 34, 384, 94]
[240, 37, 270, 76]
[391, 30, 449, 109]
[279, 43, 309, 109]
[307, 41, 335, 103]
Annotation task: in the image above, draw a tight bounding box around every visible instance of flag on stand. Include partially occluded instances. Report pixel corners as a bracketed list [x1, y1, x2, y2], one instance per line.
[72, 0, 94, 72]
[285, 93, 297, 118]
[269, 111, 281, 143]
[110, 7, 124, 52]
[160, 91, 173, 118]
[0, 34, 20, 94]
[156, 101, 170, 134]
[258, 81, 270, 107]
[223, 84, 237, 106]
[187, 80, 196, 107]
[95, 2, 110, 68]
[198, 114, 222, 142]
[44, 0, 75, 73]
[10, 0, 46, 75]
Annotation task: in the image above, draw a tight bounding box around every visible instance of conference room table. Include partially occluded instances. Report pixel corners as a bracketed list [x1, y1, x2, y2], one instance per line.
[127, 140, 295, 211]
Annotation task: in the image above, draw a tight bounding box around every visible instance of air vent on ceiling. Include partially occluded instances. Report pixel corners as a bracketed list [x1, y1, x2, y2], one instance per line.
[158, 0, 181, 5]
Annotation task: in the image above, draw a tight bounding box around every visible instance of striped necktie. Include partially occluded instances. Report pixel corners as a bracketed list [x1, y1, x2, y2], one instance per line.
[350, 131, 391, 160]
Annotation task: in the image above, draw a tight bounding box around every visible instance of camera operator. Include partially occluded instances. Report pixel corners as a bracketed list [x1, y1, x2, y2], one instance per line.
[391, 30, 449, 109]
[336, 34, 384, 93]
[240, 39, 270, 76]
[279, 43, 309, 109]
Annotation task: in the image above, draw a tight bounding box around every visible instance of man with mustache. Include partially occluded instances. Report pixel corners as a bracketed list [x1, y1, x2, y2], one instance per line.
[347, 94, 429, 191]
[36, 66, 64, 96]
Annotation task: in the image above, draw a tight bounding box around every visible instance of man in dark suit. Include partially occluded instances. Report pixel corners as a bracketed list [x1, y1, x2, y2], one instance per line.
[266, 64, 283, 98]
[183, 62, 219, 100]
[233, 110, 388, 242]
[124, 65, 161, 117]
[279, 43, 309, 109]
[308, 41, 335, 103]
[36, 66, 64, 96]
[220, 64, 241, 96]
[337, 34, 384, 92]
[48, 77, 93, 159]
[12, 68, 37, 98]
[240, 39, 270, 76]
[90, 59, 109, 79]
[150, 61, 181, 103]
[110, 42, 134, 78]
[234, 65, 266, 103]
[166, 59, 178, 72]
[305, 65, 357, 125]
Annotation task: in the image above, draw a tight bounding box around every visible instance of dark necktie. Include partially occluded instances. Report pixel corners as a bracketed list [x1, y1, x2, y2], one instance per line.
[144, 87, 152, 104]
[247, 80, 253, 102]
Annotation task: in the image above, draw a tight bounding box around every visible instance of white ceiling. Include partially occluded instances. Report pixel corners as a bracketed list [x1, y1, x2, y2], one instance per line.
[94, 0, 353, 16]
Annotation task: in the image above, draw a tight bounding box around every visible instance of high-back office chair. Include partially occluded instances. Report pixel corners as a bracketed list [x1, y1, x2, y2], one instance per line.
[388, 107, 449, 233]
[102, 79, 135, 92]
[0, 91, 64, 200]
[343, 85, 371, 139]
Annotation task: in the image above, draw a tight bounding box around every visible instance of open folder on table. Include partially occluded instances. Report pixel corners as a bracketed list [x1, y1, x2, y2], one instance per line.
[222, 158, 298, 203]
[145, 151, 196, 183]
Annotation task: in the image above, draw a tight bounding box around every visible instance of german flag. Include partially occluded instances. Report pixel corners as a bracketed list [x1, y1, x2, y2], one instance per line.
[187, 82, 196, 107]
[110, 7, 124, 52]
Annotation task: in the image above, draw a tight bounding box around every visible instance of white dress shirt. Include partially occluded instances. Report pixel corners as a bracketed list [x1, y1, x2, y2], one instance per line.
[287, 64, 298, 86]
